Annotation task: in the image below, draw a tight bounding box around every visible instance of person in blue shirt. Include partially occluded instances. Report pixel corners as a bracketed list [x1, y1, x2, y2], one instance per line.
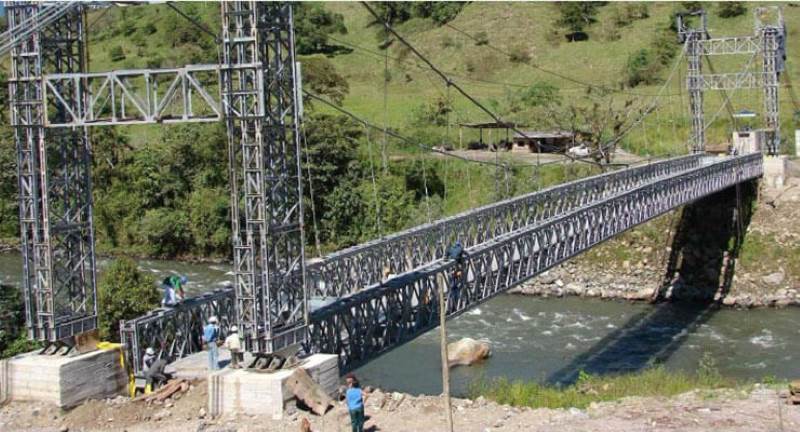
[202, 316, 220, 371]
[345, 373, 367, 432]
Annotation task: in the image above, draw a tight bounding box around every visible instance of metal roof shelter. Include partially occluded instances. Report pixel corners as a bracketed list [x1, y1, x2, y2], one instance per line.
[458, 121, 521, 150]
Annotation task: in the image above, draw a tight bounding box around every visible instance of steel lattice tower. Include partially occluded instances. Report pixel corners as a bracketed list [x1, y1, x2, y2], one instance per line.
[761, 27, 781, 154]
[221, 1, 307, 354]
[686, 31, 706, 153]
[7, 2, 97, 343]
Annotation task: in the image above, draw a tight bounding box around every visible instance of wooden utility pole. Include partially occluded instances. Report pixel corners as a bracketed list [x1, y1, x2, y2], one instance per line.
[438, 282, 454, 432]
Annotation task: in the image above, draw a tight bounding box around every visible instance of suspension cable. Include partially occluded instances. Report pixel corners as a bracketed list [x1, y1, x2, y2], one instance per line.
[166, 2, 220, 43]
[364, 125, 383, 237]
[300, 123, 323, 258]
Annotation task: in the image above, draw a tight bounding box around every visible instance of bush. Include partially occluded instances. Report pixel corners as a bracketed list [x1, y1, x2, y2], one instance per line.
[624, 48, 660, 87]
[717, 2, 746, 18]
[133, 208, 192, 257]
[186, 188, 231, 257]
[97, 258, 159, 341]
[474, 31, 489, 46]
[508, 44, 532, 64]
[0, 283, 41, 358]
[109, 45, 125, 62]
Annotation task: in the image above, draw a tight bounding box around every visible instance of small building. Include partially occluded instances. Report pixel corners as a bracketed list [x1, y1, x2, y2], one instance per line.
[732, 128, 766, 154]
[511, 130, 575, 153]
[458, 121, 519, 150]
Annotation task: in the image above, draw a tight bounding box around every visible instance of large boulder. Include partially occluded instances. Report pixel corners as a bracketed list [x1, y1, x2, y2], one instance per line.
[447, 338, 491, 368]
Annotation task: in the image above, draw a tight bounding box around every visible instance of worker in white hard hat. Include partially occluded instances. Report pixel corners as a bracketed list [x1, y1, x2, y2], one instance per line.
[203, 316, 221, 370]
[142, 347, 157, 372]
[224, 325, 243, 369]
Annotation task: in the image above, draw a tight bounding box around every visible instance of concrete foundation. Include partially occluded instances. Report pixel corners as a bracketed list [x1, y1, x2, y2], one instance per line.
[207, 354, 339, 419]
[764, 155, 788, 188]
[0, 348, 127, 407]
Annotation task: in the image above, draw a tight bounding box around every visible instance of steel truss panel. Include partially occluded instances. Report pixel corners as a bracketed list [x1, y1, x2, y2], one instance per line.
[307, 154, 763, 371]
[699, 72, 768, 90]
[686, 31, 705, 153]
[42, 64, 223, 127]
[120, 289, 235, 374]
[221, 1, 307, 354]
[307, 155, 703, 298]
[698, 37, 761, 55]
[7, 1, 98, 342]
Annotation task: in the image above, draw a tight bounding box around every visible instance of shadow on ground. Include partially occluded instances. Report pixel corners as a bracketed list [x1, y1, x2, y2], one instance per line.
[546, 180, 758, 385]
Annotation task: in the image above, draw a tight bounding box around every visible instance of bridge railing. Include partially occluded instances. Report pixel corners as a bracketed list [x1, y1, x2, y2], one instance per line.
[307, 154, 702, 298]
[120, 288, 235, 375]
[307, 154, 762, 371]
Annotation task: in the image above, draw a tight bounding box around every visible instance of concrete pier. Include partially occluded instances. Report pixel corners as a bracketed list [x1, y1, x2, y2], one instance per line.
[0, 348, 127, 407]
[764, 155, 788, 188]
[207, 354, 339, 419]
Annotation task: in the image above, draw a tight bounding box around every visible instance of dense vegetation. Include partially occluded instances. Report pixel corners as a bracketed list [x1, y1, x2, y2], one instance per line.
[97, 258, 160, 341]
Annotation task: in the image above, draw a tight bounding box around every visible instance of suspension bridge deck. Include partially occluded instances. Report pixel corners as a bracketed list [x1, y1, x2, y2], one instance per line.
[121, 153, 762, 374]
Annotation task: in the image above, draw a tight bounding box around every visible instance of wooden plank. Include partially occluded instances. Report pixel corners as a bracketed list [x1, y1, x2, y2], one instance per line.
[284, 368, 333, 416]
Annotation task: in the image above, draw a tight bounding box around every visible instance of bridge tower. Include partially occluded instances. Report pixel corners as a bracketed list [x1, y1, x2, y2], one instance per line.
[678, 7, 786, 155]
[220, 1, 308, 355]
[6, 2, 98, 345]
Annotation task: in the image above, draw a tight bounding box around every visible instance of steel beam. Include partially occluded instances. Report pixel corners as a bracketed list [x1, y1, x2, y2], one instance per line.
[307, 154, 763, 371]
[42, 64, 222, 127]
[698, 72, 768, 90]
[698, 37, 760, 56]
[307, 155, 703, 298]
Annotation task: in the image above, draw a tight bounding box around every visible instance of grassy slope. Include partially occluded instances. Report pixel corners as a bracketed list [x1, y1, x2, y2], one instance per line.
[322, 2, 800, 156]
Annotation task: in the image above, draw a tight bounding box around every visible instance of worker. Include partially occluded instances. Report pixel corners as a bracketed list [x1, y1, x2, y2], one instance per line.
[446, 241, 468, 313]
[144, 357, 169, 389]
[161, 275, 188, 307]
[203, 316, 220, 371]
[224, 325, 243, 369]
[142, 347, 157, 371]
[345, 373, 367, 432]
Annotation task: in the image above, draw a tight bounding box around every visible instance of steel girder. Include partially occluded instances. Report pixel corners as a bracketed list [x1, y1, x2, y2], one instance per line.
[307, 155, 702, 299]
[698, 72, 769, 90]
[307, 154, 763, 371]
[698, 37, 761, 56]
[120, 289, 235, 375]
[42, 64, 222, 126]
[7, 1, 98, 342]
[221, 1, 308, 354]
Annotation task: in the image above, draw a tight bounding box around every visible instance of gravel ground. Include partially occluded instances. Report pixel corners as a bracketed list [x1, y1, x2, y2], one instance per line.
[1, 381, 798, 432]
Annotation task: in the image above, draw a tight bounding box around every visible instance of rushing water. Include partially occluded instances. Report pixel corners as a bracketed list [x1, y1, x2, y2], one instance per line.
[2, 252, 798, 396]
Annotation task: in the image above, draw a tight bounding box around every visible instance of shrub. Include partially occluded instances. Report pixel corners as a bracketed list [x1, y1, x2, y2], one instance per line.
[508, 45, 532, 64]
[625, 48, 660, 87]
[133, 208, 192, 257]
[717, 2, 746, 19]
[625, 3, 649, 20]
[474, 31, 489, 46]
[109, 45, 125, 62]
[97, 258, 159, 341]
[0, 283, 41, 358]
[186, 188, 231, 257]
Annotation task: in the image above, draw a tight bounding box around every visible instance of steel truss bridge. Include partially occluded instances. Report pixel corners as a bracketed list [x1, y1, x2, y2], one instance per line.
[121, 153, 762, 373]
[2, 2, 770, 374]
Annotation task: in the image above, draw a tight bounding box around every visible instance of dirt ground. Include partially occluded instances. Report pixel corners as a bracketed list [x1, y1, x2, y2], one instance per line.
[2, 380, 798, 432]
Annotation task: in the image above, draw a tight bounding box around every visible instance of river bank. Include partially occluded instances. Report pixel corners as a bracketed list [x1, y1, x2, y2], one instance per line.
[1, 379, 797, 432]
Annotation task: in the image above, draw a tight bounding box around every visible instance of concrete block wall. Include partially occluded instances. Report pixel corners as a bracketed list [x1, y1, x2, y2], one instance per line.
[208, 354, 339, 419]
[0, 348, 127, 408]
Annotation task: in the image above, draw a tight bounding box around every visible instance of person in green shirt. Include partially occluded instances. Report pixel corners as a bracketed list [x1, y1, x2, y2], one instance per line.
[161, 275, 188, 307]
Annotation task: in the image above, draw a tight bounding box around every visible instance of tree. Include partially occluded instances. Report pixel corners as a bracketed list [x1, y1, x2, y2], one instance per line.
[0, 283, 41, 358]
[717, 2, 746, 19]
[97, 258, 159, 341]
[625, 48, 660, 87]
[294, 3, 348, 55]
[555, 2, 605, 41]
[109, 45, 125, 62]
[301, 56, 350, 105]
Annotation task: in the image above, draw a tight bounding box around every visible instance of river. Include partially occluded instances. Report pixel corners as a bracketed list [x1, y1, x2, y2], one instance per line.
[2, 252, 798, 396]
